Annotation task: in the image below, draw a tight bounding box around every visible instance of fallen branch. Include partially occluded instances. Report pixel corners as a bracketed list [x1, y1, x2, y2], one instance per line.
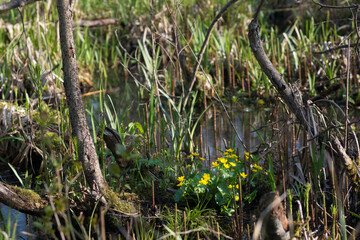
[0, 0, 41, 14]
[74, 18, 119, 28]
[0, 181, 47, 216]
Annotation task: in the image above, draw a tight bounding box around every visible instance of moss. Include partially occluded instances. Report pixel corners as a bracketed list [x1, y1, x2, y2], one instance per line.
[9, 185, 47, 209]
[104, 188, 138, 214]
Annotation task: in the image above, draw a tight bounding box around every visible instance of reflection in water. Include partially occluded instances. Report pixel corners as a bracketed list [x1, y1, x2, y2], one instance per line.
[0, 203, 28, 239]
[86, 82, 273, 163]
[198, 104, 272, 163]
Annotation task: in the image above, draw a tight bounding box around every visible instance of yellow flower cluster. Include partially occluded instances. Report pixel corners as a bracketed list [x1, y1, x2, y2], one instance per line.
[199, 173, 210, 185]
[213, 155, 237, 169]
[224, 149, 239, 160]
[177, 176, 185, 186]
[228, 184, 239, 189]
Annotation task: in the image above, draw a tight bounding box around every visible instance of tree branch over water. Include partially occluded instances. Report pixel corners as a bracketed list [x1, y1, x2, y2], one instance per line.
[248, 6, 360, 188]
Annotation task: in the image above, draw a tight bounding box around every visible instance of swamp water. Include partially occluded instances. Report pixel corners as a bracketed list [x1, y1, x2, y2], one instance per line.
[1, 84, 275, 239]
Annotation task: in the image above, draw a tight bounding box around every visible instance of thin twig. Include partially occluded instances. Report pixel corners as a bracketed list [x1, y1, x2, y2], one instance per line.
[312, 43, 360, 54]
[158, 227, 233, 240]
[182, 0, 238, 110]
[344, 40, 350, 149]
[312, 0, 359, 10]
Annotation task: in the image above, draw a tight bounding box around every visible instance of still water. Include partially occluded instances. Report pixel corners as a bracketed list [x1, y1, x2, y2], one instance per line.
[0, 203, 29, 239]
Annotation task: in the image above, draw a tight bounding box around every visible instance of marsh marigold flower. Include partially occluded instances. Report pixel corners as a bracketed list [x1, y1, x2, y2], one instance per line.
[199, 157, 205, 161]
[230, 162, 236, 167]
[235, 196, 239, 201]
[192, 152, 199, 157]
[199, 173, 210, 185]
[212, 161, 219, 167]
[226, 148, 233, 153]
[228, 184, 233, 189]
[177, 176, 185, 187]
[186, 164, 191, 168]
[219, 157, 227, 164]
[177, 176, 185, 182]
[224, 163, 230, 168]
[244, 151, 250, 160]
[240, 172, 247, 178]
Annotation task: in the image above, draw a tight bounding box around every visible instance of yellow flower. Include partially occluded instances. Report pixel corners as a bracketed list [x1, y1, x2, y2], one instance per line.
[193, 152, 199, 157]
[244, 151, 250, 160]
[177, 176, 185, 182]
[199, 157, 205, 161]
[186, 164, 191, 168]
[203, 173, 210, 181]
[240, 172, 247, 178]
[224, 163, 230, 168]
[252, 169, 258, 173]
[187, 154, 193, 158]
[235, 196, 239, 201]
[229, 154, 237, 159]
[177, 182, 183, 187]
[199, 173, 211, 185]
[253, 163, 263, 171]
[226, 148, 233, 153]
[219, 157, 227, 164]
[230, 162, 236, 167]
[236, 184, 239, 189]
[212, 161, 219, 167]
[199, 179, 208, 185]
[228, 184, 233, 189]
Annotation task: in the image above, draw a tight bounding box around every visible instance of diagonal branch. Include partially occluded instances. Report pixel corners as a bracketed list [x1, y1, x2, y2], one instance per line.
[0, 0, 41, 14]
[248, 18, 360, 186]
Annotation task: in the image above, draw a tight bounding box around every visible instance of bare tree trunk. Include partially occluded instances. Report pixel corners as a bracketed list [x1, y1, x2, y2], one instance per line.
[56, 0, 108, 201]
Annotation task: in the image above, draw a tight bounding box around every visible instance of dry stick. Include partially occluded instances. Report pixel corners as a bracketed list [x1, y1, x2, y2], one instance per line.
[158, 227, 234, 240]
[183, 211, 187, 234]
[182, 0, 239, 110]
[228, 54, 232, 91]
[100, 207, 106, 240]
[75, 18, 119, 28]
[213, 104, 217, 160]
[232, 56, 235, 90]
[238, 176, 243, 240]
[152, 180, 155, 208]
[345, 40, 350, 150]
[232, 188, 240, 238]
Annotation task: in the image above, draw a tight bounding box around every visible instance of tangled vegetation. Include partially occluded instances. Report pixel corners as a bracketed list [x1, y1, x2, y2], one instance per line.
[0, 0, 360, 239]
